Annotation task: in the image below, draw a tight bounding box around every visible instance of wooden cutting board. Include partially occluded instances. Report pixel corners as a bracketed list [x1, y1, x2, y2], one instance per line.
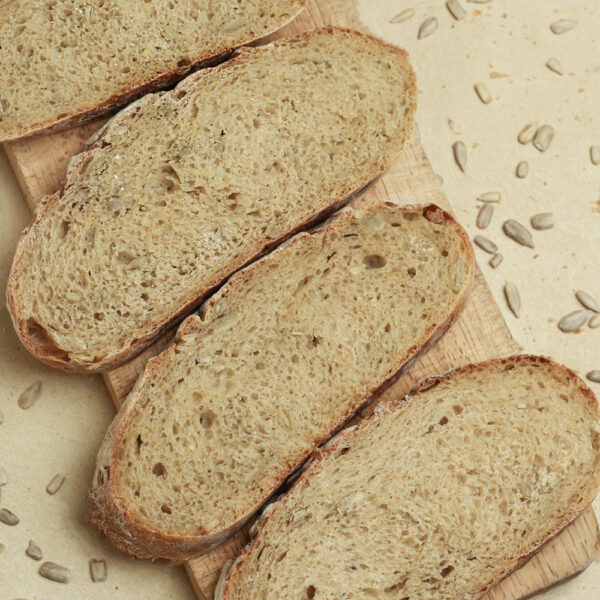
[3, 0, 599, 598]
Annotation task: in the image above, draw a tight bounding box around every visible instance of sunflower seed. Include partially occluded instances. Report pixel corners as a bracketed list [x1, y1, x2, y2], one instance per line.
[576, 290, 599, 313]
[0, 468, 7, 486]
[489, 253, 503, 269]
[558, 310, 590, 333]
[546, 57, 563, 75]
[90, 558, 108, 582]
[591, 145, 600, 165]
[46, 474, 66, 495]
[0, 99, 8, 112]
[516, 161, 529, 178]
[453, 141, 467, 171]
[550, 19, 577, 34]
[533, 125, 555, 152]
[518, 123, 537, 145]
[418, 17, 438, 39]
[446, 0, 466, 21]
[530, 212, 554, 230]
[478, 191, 501, 203]
[476, 203, 494, 229]
[39, 561, 71, 583]
[474, 82, 492, 104]
[503, 220, 535, 248]
[26, 539, 43, 561]
[504, 282, 521, 317]
[0, 508, 19, 526]
[18, 381, 42, 410]
[587, 371, 600, 383]
[590, 314, 600, 329]
[490, 71, 508, 78]
[390, 8, 415, 23]
[474, 235, 498, 254]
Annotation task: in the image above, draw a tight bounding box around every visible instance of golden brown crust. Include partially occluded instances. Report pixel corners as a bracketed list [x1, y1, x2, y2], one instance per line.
[87, 199, 474, 560]
[0, 2, 307, 143]
[7, 27, 418, 373]
[221, 355, 600, 599]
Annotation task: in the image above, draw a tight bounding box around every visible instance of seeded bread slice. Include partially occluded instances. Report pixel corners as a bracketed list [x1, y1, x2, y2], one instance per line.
[7, 27, 417, 372]
[220, 355, 600, 600]
[0, 0, 306, 141]
[88, 199, 474, 560]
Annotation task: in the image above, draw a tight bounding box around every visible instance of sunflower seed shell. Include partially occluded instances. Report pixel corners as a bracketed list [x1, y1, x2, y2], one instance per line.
[546, 57, 563, 75]
[474, 235, 498, 254]
[446, 0, 466, 20]
[489, 253, 503, 269]
[504, 282, 521, 317]
[39, 561, 71, 583]
[418, 17, 438, 39]
[90, 558, 108, 583]
[576, 290, 599, 313]
[390, 8, 415, 23]
[474, 82, 492, 104]
[530, 213, 554, 230]
[533, 125, 555, 152]
[587, 371, 600, 383]
[516, 161, 529, 178]
[558, 310, 590, 333]
[503, 220, 535, 247]
[46, 474, 66, 495]
[0, 508, 19, 526]
[591, 145, 600, 165]
[589, 314, 600, 329]
[0, 468, 7, 486]
[18, 381, 42, 410]
[476, 203, 494, 229]
[26, 540, 43, 561]
[453, 141, 467, 171]
[550, 19, 577, 34]
[478, 191, 501, 203]
[518, 123, 537, 145]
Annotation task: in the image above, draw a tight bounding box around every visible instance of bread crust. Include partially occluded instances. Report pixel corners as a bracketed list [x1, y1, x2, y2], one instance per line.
[221, 355, 600, 599]
[88, 200, 474, 560]
[0, 1, 307, 143]
[6, 26, 418, 373]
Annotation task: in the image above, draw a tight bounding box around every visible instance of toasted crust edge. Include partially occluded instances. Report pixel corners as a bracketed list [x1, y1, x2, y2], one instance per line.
[87, 200, 474, 560]
[6, 26, 418, 373]
[0, 1, 307, 143]
[220, 355, 600, 600]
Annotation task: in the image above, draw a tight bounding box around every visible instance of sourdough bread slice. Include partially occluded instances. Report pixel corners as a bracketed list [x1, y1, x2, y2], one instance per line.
[221, 355, 600, 600]
[89, 200, 474, 560]
[7, 27, 417, 372]
[0, 0, 306, 141]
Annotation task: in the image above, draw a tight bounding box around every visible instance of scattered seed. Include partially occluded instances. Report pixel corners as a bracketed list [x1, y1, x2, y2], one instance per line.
[550, 19, 577, 34]
[533, 125, 555, 152]
[18, 381, 42, 410]
[530, 212, 554, 230]
[490, 71, 508, 78]
[489, 253, 503, 269]
[46, 474, 66, 495]
[436, 174, 444, 185]
[546, 57, 563, 75]
[504, 282, 521, 318]
[590, 145, 600, 165]
[503, 220, 535, 248]
[418, 17, 438, 39]
[576, 290, 599, 313]
[587, 371, 600, 383]
[476, 203, 494, 229]
[478, 191, 501, 203]
[0, 468, 7, 486]
[26, 540, 43, 561]
[39, 561, 71, 583]
[453, 141, 467, 171]
[0, 508, 19, 526]
[589, 314, 600, 329]
[474, 82, 492, 104]
[447, 118, 456, 131]
[446, 0, 466, 21]
[90, 558, 108, 583]
[516, 161, 529, 178]
[558, 310, 590, 333]
[0, 99, 8, 113]
[518, 123, 537, 145]
[390, 8, 415, 23]
[474, 235, 498, 254]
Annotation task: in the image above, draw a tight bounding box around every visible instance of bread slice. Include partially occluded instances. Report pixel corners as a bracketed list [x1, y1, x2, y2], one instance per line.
[88, 199, 474, 560]
[0, 0, 306, 141]
[220, 355, 600, 600]
[7, 27, 417, 373]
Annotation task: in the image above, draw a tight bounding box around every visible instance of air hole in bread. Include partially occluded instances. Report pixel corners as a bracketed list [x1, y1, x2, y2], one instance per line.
[199, 410, 216, 429]
[57, 220, 70, 239]
[363, 254, 386, 269]
[306, 585, 316, 598]
[407, 267, 416, 277]
[152, 463, 166, 477]
[25, 318, 70, 362]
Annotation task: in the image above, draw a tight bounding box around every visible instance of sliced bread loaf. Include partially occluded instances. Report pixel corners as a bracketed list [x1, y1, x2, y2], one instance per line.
[7, 27, 417, 372]
[220, 355, 600, 600]
[0, 0, 305, 141]
[88, 199, 474, 560]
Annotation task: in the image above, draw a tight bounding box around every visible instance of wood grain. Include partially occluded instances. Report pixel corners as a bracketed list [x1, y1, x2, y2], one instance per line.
[3, 0, 598, 597]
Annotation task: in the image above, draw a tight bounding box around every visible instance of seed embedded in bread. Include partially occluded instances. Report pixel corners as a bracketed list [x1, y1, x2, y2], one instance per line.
[221, 356, 600, 600]
[89, 200, 474, 560]
[7, 28, 417, 373]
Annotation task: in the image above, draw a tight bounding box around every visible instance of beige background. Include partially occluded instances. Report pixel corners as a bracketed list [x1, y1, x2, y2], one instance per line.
[0, 0, 598, 598]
